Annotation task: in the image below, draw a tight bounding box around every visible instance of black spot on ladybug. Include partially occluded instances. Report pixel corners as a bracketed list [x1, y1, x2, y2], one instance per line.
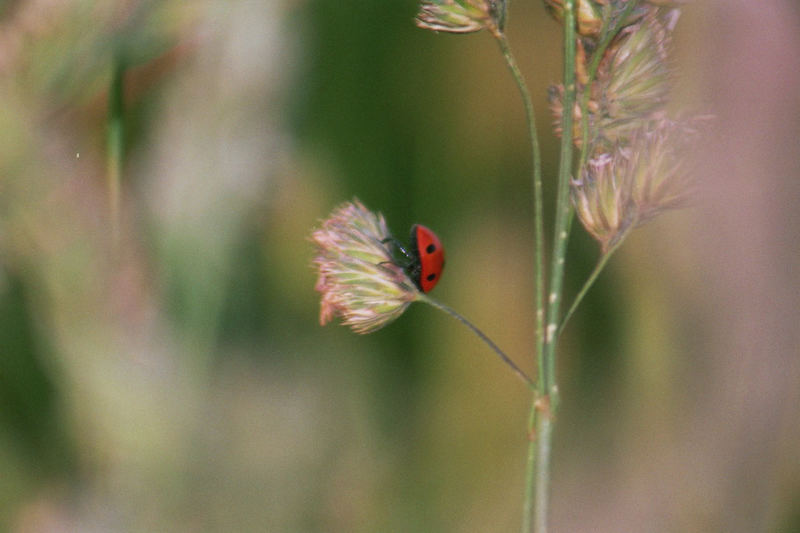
[426, 244, 436, 254]
[426, 273, 436, 281]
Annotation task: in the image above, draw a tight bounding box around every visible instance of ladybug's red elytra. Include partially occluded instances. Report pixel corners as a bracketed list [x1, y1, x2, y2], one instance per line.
[407, 224, 445, 293]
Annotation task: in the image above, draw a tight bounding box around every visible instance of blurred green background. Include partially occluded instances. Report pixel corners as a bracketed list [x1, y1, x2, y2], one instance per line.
[1, 1, 798, 532]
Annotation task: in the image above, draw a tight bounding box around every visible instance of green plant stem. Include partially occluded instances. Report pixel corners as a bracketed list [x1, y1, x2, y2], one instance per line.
[489, 28, 546, 533]
[534, 413, 553, 532]
[498, 0, 508, 31]
[558, 236, 625, 337]
[535, 0, 578, 530]
[547, 0, 577, 417]
[418, 294, 534, 388]
[523, 395, 538, 533]
[492, 30, 546, 346]
[108, 51, 126, 242]
[492, 30, 545, 388]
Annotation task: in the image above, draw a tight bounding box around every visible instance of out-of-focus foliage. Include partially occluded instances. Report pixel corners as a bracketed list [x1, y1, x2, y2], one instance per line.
[0, 1, 798, 532]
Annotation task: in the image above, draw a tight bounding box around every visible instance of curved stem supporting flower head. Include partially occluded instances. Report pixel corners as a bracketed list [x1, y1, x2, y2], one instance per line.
[558, 232, 627, 338]
[491, 28, 546, 388]
[418, 294, 534, 388]
[490, 25, 548, 533]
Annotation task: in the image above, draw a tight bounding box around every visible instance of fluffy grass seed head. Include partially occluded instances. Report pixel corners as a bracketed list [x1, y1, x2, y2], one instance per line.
[601, 11, 673, 130]
[627, 118, 700, 223]
[416, 0, 504, 34]
[571, 152, 635, 252]
[311, 199, 420, 334]
[549, 9, 674, 152]
[572, 118, 701, 251]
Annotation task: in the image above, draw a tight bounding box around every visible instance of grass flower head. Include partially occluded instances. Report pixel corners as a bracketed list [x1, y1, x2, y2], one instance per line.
[548, 8, 674, 152]
[571, 152, 635, 252]
[628, 118, 699, 222]
[311, 199, 420, 334]
[571, 118, 701, 252]
[416, 0, 504, 34]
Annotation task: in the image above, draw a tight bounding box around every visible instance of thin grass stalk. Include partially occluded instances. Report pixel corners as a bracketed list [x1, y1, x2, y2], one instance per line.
[547, 0, 577, 414]
[489, 28, 546, 533]
[535, 0, 578, 530]
[522, 396, 538, 533]
[418, 294, 535, 388]
[107, 50, 126, 243]
[558, 234, 626, 336]
[491, 30, 545, 387]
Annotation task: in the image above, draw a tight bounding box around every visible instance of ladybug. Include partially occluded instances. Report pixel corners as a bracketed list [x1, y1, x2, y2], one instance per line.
[383, 224, 446, 293]
[408, 224, 446, 293]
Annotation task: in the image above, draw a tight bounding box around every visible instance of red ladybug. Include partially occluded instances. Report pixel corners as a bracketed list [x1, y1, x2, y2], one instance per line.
[406, 224, 446, 293]
[382, 224, 446, 293]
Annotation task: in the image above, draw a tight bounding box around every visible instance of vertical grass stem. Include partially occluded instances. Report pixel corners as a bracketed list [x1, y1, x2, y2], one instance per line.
[535, 0, 578, 530]
[108, 50, 126, 243]
[489, 28, 546, 533]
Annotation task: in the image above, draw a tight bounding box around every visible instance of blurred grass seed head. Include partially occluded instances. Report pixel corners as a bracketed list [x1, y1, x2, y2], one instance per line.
[571, 118, 700, 251]
[571, 151, 634, 251]
[549, 9, 673, 152]
[627, 118, 700, 222]
[551, 3, 702, 252]
[312, 200, 420, 334]
[415, 0, 505, 34]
